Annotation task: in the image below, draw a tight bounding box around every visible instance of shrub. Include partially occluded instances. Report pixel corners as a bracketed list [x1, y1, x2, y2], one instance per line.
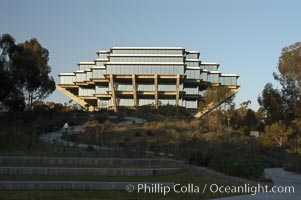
[188, 151, 212, 166]
[135, 131, 141, 137]
[237, 125, 250, 136]
[208, 158, 264, 179]
[283, 155, 301, 173]
[87, 145, 95, 151]
[259, 133, 273, 150]
[186, 140, 267, 179]
[146, 130, 153, 136]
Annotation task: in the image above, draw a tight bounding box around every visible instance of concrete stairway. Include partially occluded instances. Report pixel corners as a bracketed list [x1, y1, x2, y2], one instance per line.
[0, 156, 180, 191]
[0, 181, 175, 190]
[0, 167, 180, 176]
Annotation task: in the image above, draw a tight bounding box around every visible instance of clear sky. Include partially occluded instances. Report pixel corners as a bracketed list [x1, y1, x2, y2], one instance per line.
[1, 0, 301, 110]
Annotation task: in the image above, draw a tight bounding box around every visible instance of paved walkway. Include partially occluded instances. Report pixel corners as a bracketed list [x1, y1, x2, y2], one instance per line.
[211, 168, 301, 200]
[39, 117, 146, 150]
[113, 116, 146, 126]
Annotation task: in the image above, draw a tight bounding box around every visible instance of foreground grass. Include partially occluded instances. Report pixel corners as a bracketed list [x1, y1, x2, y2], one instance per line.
[0, 144, 120, 158]
[0, 171, 234, 200]
[0, 190, 233, 200]
[0, 164, 239, 200]
[0, 162, 180, 169]
[0, 171, 206, 182]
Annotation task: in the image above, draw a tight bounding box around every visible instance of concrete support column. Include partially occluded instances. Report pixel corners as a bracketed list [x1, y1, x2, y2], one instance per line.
[110, 74, 117, 112]
[176, 74, 180, 107]
[154, 74, 158, 109]
[132, 74, 138, 107]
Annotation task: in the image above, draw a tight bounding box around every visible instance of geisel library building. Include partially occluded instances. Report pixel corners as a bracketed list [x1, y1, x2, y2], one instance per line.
[57, 47, 239, 118]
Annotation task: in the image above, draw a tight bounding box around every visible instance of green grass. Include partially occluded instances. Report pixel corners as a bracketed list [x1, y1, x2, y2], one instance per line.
[0, 190, 234, 200]
[0, 171, 197, 182]
[0, 145, 119, 158]
[0, 162, 181, 169]
[0, 170, 234, 200]
[0, 142, 149, 158]
[0, 165, 240, 200]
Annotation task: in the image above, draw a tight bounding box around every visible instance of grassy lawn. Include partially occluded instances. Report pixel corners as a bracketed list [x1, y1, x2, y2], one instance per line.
[0, 164, 239, 200]
[0, 170, 234, 200]
[0, 170, 204, 182]
[0, 144, 120, 158]
[0, 162, 181, 169]
[0, 190, 233, 200]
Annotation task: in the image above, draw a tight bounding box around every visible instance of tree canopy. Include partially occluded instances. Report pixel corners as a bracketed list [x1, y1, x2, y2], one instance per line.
[0, 34, 55, 112]
[259, 42, 301, 148]
[259, 42, 301, 124]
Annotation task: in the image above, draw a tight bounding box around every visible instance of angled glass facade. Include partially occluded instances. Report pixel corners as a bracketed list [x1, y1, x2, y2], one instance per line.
[58, 47, 239, 111]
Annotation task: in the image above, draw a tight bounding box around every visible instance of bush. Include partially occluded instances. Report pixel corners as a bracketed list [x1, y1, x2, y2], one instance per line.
[146, 130, 153, 136]
[259, 133, 273, 150]
[237, 125, 250, 136]
[188, 151, 212, 166]
[208, 158, 264, 179]
[283, 155, 301, 173]
[186, 141, 266, 179]
[0, 109, 87, 151]
[87, 145, 95, 151]
[135, 131, 141, 137]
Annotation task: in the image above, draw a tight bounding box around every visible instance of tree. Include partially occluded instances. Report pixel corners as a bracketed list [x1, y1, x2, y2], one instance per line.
[259, 42, 301, 151]
[240, 100, 251, 108]
[229, 104, 259, 133]
[274, 42, 301, 93]
[202, 109, 226, 133]
[274, 42, 301, 120]
[265, 121, 293, 147]
[258, 83, 285, 124]
[292, 119, 301, 153]
[0, 34, 55, 111]
[0, 34, 16, 101]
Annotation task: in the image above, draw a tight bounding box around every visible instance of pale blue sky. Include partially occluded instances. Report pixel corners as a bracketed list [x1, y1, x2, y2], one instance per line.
[1, 0, 301, 110]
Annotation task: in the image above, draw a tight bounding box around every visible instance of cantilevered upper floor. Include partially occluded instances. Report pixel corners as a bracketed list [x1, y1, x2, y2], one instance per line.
[57, 47, 239, 113]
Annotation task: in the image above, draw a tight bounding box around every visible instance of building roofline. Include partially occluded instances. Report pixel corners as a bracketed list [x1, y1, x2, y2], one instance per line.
[111, 47, 184, 50]
[97, 50, 110, 54]
[220, 73, 239, 77]
[186, 51, 200, 54]
[94, 58, 109, 61]
[186, 67, 201, 70]
[108, 54, 184, 57]
[208, 71, 221, 74]
[186, 59, 201, 62]
[91, 66, 106, 70]
[201, 62, 220, 66]
[58, 73, 75, 76]
[105, 62, 185, 65]
[75, 70, 85, 73]
[77, 62, 95, 66]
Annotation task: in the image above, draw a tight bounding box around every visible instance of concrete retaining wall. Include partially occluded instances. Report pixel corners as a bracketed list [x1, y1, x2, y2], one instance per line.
[0, 157, 176, 165]
[0, 167, 180, 176]
[0, 181, 175, 190]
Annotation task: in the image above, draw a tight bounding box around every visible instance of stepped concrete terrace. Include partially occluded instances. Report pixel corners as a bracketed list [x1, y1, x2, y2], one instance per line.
[0, 156, 179, 165]
[0, 156, 180, 191]
[0, 167, 181, 176]
[0, 181, 175, 190]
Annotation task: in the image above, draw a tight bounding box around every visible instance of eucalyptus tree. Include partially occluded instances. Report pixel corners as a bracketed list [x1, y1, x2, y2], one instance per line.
[0, 34, 55, 111]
